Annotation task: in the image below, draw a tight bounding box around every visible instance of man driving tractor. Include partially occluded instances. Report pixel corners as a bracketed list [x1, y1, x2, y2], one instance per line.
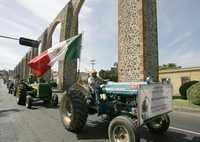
[88, 69, 103, 104]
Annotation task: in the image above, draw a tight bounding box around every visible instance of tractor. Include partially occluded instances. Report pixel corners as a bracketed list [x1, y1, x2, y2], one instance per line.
[59, 79, 173, 142]
[15, 35, 172, 142]
[16, 75, 58, 109]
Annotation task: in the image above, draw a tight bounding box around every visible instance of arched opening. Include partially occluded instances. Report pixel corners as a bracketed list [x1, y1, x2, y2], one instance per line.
[79, 1, 117, 72]
[51, 23, 61, 72]
[49, 22, 62, 85]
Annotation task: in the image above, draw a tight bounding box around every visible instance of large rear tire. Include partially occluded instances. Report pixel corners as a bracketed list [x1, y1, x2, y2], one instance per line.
[108, 116, 140, 142]
[60, 89, 88, 133]
[147, 114, 170, 134]
[51, 94, 58, 106]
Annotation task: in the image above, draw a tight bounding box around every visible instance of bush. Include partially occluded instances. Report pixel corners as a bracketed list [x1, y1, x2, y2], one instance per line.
[179, 81, 199, 99]
[187, 82, 200, 105]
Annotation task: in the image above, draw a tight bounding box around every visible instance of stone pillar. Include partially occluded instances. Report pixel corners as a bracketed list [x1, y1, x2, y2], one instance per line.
[29, 47, 38, 77]
[31, 48, 38, 59]
[58, 0, 84, 90]
[27, 50, 32, 75]
[22, 57, 27, 80]
[38, 29, 51, 81]
[14, 66, 16, 79]
[19, 60, 23, 80]
[118, 0, 158, 82]
[58, 2, 73, 90]
[24, 53, 29, 80]
[16, 63, 20, 79]
[17, 63, 20, 79]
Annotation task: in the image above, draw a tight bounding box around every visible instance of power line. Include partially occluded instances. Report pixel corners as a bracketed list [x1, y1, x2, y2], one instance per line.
[0, 35, 19, 41]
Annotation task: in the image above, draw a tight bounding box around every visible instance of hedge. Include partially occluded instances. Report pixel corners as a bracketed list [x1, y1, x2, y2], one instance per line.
[179, 81, 199, 99]
[187, 82, 200, 105]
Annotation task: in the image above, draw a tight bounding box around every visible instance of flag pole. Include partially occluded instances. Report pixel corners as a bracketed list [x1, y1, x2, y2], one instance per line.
[77, 58, 81, 80]
[76, 32, 84, 81]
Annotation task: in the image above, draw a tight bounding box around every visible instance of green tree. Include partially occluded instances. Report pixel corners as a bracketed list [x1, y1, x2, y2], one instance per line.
[179, 80, 199, 99]
[187, 82, 200, 105]
[99, 63, 118, 82]
[159, 63, 181, 70]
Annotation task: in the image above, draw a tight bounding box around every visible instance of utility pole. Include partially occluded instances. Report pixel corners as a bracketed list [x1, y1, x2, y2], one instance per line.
[90, 59, 96, 70]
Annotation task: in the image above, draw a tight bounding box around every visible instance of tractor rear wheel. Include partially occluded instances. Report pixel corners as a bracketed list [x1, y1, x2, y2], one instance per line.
[14, 87, 17, 96]
[60, 89, 88, 133]
[16, 86, 26, 105]
[147, 114, 170, 134]
[51, 94, 58, 106]
[108, 116, 140, 142]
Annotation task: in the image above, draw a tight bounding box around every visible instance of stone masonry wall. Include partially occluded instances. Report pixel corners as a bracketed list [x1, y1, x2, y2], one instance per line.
[143, 0, 158, 81]
[118, 0, 158, 82]
[14, 0, 84, 89]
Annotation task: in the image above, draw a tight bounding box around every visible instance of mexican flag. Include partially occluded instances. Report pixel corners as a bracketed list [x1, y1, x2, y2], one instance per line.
[28, 34, 82, 77]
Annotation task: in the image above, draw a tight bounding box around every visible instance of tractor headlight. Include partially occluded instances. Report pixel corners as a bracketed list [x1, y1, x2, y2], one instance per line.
[146, 76, 153, 84]
[100, 94, 107, 101]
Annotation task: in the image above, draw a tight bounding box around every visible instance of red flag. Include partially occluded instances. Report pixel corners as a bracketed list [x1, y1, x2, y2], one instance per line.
[28, 34, 82, 77]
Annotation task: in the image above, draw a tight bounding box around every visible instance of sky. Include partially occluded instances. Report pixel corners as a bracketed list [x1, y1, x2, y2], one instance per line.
[0, 0, 199, 71]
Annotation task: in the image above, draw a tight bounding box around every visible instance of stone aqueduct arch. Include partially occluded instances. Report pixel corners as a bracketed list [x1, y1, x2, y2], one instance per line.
[14, 0, 85, 90]
[14, 0, 158, 90]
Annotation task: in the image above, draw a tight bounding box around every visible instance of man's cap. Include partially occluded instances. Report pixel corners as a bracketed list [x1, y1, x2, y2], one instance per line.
[90, 69, 97, 74]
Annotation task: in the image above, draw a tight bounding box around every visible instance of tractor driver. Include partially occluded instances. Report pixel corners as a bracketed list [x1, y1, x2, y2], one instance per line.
[88, 69, 103, 104]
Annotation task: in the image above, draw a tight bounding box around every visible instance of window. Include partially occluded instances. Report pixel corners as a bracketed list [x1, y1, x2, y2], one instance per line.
[161, 78, 171, 84]
[161, 78, 167, 83]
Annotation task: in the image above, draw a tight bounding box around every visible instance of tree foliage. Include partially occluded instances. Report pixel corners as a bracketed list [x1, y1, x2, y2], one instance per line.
[99, 63, 118, 82]
[159, 63, 181, 70]
[179, 81, 199, 99]
[187, 82, 200, 105]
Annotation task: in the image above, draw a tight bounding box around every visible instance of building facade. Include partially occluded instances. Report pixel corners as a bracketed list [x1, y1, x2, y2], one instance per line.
[159, 67, 200, 95]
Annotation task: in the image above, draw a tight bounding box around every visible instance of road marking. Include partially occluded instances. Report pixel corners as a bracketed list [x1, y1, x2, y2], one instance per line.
[169, 127, 200, 136]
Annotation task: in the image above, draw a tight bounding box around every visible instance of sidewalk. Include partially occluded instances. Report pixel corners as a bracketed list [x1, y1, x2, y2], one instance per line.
[174, 106, 200, 113]
[173, 98, 200, 113]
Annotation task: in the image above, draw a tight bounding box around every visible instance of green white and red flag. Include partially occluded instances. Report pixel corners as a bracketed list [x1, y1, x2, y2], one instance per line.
[28, 34, 82, 77]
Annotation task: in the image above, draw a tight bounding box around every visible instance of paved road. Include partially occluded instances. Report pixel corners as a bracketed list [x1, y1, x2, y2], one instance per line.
[0, 79, 200, 142]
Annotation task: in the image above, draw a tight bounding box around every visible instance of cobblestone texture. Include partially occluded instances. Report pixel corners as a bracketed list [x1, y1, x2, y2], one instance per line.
[118, 0, 158, 82]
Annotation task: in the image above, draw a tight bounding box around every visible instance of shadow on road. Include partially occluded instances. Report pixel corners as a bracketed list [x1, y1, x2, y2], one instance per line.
[76, 118, 200, 142]
[77, 118, 109, 140]
[30, 101, 59, 110]
[0, 108, 20, 117]
[140, 128, 200, 142]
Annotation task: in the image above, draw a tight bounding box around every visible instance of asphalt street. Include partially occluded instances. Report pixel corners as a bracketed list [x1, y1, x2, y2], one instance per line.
[0, 79, 200, 142]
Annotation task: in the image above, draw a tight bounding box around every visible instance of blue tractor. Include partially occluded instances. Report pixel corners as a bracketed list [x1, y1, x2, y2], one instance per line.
[60, 80, 173, 142]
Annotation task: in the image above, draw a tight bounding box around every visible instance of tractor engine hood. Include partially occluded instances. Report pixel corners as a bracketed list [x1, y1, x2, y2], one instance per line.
[101, 82, 147, 96]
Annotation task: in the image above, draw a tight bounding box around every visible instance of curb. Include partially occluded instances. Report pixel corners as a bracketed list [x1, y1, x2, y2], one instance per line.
[174, 107, 200, 113]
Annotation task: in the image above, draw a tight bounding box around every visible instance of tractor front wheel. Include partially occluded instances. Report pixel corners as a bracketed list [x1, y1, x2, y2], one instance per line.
[14, 87, 17, 96]
[60, 89, 88, 133]
[108, 116, 140, 142]
[147, 114, 170, 134]
[16, 86, 26, 105]
[26, 95, 32, 109]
